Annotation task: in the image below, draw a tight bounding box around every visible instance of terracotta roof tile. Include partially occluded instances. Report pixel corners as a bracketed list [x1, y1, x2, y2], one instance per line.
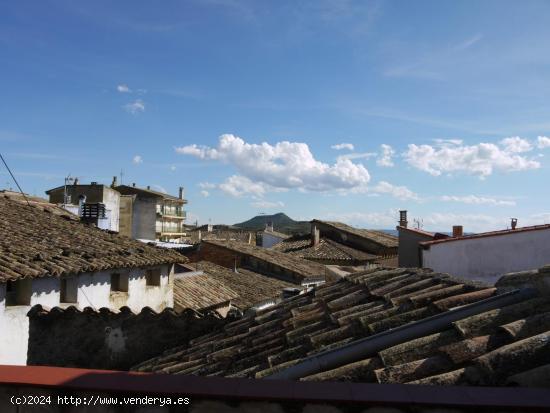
[132, 265, 550, 388]
[312, 220, 398, 248]
[0, 196, 186, 282]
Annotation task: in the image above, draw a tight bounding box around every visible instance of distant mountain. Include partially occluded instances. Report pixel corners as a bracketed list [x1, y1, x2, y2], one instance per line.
[234, 213, 310, 235]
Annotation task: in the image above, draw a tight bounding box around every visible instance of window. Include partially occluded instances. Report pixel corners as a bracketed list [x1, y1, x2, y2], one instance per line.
[5, 279, 32, 306]
[60, 277, 78, 303]
[110, 273, 128, 292]
[145, 268, 161, 286]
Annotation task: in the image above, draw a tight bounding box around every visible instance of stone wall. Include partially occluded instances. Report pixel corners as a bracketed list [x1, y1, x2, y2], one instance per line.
[27, 305, 227, 371]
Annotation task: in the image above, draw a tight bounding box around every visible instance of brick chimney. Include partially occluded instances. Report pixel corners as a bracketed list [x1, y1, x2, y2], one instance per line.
[399, 210, 408, 228]
[311, 223, 320, 247]
[179, 186, 184, 200]
[511, 218, 518, 230]
[452, 225, 463, 238]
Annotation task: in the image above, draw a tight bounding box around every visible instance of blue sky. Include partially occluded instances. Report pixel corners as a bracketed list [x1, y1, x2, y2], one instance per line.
[2, 0, 550, 231]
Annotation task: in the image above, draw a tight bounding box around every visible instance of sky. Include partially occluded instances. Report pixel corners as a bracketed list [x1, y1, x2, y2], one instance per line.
[1, 0, 550, 232]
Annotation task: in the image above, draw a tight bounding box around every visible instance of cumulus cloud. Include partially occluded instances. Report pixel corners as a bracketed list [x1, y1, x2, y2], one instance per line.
[371, 181, 419, 201]
[331, 143, 355, 151]
[200, 190, 210, 197]
[176, 134, 371, 193]
[499, 136, 533, 153]
[403, 139, 541, 178]
[537, 136, 550, 149]
[337, 152, 377, 161]
[132, 155, 143, 164]
[218, 175, 269, 197]
[117, 84, 131, 93]
[250, 200, 285, 209]
[198, 182, 217, 189]
[376, 144, 395, 167]
[124, 99, 145, 114]
[440, 195, 516, 206]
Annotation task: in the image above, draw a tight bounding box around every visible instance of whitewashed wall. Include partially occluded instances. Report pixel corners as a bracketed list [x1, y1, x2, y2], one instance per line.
[0, 264, 174, 366]
[422, 228, 550, 284]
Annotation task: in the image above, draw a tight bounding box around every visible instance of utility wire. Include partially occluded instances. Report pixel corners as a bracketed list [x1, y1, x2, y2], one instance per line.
[0, 152, 31, 207]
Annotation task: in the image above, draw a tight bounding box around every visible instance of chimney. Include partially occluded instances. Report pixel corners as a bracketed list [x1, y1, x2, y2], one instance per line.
[73, 178, 79, 186]
[266, 221, 274, 232]
[311, 223, 320, 247]
[399, 210, 408, 228]
[179, 186, 184, 200]
[111, 176, 117, 188]
[452, 225, 463, 238]
[511, 218, 518, 230]
[90, 181, 97, 186]
[147, 185, 150, 190]
[132, 182, 136, 187]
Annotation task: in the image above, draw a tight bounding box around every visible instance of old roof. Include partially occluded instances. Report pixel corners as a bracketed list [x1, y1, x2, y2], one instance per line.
[115, 185, 184, 202]
[202, 240, 326, 279]
[174, 272, 239, 312]
[421, 223, 550, 247]
[0, 195, 187, 283]
[1, 190, 77, 219]
[133, 265, 550, 388]
[272, 235, 378, 262]
[312, 220, 398, 248]
[180, 261, 295, 310]
[262, 229, 291, 239]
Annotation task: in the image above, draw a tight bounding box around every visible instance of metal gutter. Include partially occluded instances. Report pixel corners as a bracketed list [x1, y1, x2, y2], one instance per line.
[266, 287, 537, 380]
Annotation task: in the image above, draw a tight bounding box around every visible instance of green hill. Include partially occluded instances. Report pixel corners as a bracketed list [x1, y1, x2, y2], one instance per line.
[234, 213, 310, 235]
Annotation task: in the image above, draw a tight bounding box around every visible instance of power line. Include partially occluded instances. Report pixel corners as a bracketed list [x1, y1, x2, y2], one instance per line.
[0, 152, 31, 207]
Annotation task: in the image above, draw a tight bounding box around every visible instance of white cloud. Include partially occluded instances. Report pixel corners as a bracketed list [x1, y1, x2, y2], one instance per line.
[176, 134, 371, 193]
[250, 200, 285, 209]
[117, 84, 131, 93]
[124, 99, 145, 114]
[337, 152, 377, 161]
[170, 165, 176, 171]
[331, 143, 355, 151]
[433, 138, 463, 146]
[499, 136, 533, 153]
[376, 144, 395, 167]
[440, 195, 516, 206]
[218, 175, 269, 197]
[537, 136, 550, 149]
[199, 182, 217, 189]
[403, 139, 541, 178]
[371, 181, 419, 201]
[132, 155, 143, 164]
[200, 190, 210, 197]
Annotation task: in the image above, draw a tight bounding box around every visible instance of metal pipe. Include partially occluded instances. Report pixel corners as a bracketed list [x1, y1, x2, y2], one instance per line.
[265, 287, 537, 380]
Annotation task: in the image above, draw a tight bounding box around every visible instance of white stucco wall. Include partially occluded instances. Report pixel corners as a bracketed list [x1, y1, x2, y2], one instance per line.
[103, 187, 120, 232]
[0, 264, 174, 366]
[422, 228, 550, 284]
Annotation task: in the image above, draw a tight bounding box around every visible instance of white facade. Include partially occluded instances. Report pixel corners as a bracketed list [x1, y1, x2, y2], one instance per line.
[422, 227, 550, 284]
[0, 264, 174, 366]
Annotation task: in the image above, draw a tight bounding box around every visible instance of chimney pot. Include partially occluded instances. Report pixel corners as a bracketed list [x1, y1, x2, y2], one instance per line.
[111, 176, 117, 188]
[132, 182, 136, 187]
[311, 223, 320, 247]
[452, 225, 463, 238]
[511, 218, 518, 230]
[399, 210, 408, 228]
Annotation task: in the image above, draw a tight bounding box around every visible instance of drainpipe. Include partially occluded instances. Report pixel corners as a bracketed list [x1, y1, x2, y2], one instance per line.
[265, 287, 537, 380]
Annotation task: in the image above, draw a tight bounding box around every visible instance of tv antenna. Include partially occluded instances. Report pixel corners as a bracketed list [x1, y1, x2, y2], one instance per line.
[413, 218, 424, 230]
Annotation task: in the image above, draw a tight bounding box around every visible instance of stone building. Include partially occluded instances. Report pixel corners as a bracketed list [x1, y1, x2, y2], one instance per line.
[45, 180, 121, 232]
[0, 193, 186, 365]
[115, 183, 187, 243]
